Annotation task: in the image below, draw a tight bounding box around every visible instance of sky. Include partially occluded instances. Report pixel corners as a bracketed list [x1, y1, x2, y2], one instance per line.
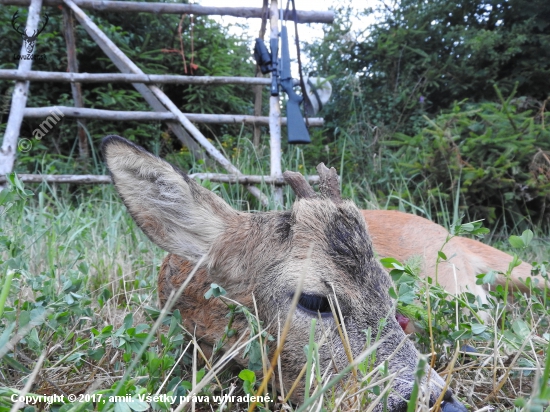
[196, 0, 340, 44]
[194, 0, 381, 46]
[194, 0, 379, 75]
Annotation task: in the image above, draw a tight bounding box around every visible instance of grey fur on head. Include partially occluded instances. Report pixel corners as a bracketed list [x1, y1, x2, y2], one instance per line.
[102, 135, 468, 412]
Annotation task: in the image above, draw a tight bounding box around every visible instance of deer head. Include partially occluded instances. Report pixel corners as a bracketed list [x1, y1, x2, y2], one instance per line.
[12, 11, 49, 54]
[102, 135, 467, 411]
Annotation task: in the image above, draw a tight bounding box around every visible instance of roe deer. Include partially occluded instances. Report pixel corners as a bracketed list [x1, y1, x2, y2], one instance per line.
[102, 135, 469, 411]
[362, 210, 535, 303]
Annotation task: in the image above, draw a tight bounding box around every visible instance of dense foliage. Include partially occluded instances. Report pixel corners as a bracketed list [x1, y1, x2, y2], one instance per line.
[385, 95, 550, 230]
[307, 0, 550, 132]
[0, 3, 255, 173]
[304, 0, 550, 229]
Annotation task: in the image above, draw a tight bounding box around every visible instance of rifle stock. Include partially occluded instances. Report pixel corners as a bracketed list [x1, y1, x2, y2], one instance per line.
[285, 97, 310, 144]
[280, 26, 310, 144]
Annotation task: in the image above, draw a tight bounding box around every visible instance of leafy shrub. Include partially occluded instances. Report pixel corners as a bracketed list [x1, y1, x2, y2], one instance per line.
[382, 91, 550, 229]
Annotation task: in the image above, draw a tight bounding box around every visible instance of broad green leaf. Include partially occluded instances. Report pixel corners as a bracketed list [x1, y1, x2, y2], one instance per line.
[114, 402, 132, 412]
[471, 323, 487, 335]
[126, 399, 149, 411]
[508, 236, 524, 249]
[521, 230, 533, 247]
[123, 313, 133, 330]
[511, 320, 530, 339]
[238, 369, 256, 383]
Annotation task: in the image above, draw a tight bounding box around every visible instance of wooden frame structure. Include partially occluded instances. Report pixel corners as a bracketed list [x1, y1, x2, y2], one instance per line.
[0, 0, 334, 206]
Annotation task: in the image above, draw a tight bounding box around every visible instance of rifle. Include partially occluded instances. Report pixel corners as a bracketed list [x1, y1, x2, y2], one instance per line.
[253, 38, 279, 97]
[253, 27, 310, 144]
[279, 25, 310, 144]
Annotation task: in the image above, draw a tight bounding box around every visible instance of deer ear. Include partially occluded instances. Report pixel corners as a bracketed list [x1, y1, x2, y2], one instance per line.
[102, 135, 238, 262]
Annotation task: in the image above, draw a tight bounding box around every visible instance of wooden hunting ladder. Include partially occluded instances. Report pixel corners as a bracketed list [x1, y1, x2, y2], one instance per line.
[0, 0, 334, 206]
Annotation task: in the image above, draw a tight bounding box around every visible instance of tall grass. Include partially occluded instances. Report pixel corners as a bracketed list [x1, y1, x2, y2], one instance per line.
[1, 139, 549, 411]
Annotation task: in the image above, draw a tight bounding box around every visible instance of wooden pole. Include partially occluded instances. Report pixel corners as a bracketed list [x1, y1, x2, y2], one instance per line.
[63, 0, 269, 206]
[0, 0, 44, 180]
[0, 69, 301, 86]
[252, 80, 265, 148]
[62, 6, 88, 159]
[0, 173, 321, 186]
[60, 1, 206, 163]
[22, 106, 324, 126]
[1, 0, 335, 23]
[269, 0, 283, 207]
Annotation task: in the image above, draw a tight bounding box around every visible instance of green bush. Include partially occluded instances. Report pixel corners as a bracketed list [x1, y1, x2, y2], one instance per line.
[382, 90, 550, 229]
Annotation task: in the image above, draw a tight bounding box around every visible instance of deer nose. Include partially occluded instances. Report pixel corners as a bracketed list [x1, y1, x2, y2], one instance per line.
[441, 389, 468, 412]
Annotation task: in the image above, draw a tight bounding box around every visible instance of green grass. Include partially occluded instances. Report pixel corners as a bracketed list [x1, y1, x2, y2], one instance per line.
[1, 147, 549, 411]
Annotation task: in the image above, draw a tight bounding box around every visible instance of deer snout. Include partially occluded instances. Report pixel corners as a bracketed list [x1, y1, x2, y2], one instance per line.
[426, 373, 468, 412]
[385, 385, 468, 412]
[384, 369, 468, 412]
[441, 389, 468, 411]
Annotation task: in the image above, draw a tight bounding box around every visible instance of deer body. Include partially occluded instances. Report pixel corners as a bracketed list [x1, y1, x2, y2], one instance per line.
[158, 211, 535, 357]
[103, 135, 470, 411]
[362, 210, 533, 300]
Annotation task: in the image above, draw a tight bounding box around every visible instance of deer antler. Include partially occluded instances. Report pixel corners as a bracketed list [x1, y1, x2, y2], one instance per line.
[11, 11, 26, 36]
[34, 14, 49, 37]
[283, 171, 317, 199]
[283, 164, 342, 202]
[316, 163, 342, 203]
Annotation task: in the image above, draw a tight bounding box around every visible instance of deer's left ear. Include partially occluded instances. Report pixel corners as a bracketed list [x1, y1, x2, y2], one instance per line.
[102, 135, 238, 262]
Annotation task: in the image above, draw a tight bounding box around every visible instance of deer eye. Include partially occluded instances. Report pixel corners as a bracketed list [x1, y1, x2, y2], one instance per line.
[297, 293, 332, 316]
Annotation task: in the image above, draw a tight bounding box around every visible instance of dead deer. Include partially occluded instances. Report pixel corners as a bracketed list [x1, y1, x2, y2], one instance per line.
[102, 135, 468, 411]
[362, 210, 535, 303]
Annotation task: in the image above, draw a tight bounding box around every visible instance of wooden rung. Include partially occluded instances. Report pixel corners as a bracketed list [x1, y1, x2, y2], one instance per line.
[2, 0, 334, 24]
[0, 70, 302, 87]
[0, 174, 321, 186]
[23, 107, 324, 126]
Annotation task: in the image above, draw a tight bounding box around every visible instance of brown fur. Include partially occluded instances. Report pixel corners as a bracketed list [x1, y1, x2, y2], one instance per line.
[362, 210, 535, 300]
[103, 135, 472, 411]
[158, 257, 251, 361]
